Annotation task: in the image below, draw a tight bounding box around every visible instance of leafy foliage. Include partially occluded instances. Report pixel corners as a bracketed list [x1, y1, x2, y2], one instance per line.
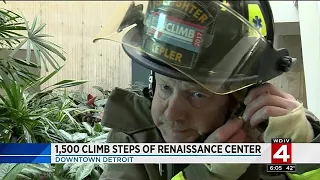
[0, 67, 93, 143]
[0, 164, 29, 180]
[0, 4, 111, 180]
[0, 70, 110, 179]
[0, 163, 108, 180]
[0, 8, 66, 86]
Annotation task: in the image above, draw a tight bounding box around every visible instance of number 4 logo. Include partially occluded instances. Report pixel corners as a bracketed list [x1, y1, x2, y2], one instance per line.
[271, 140, 292, 164]
[273, 145, 290, 162]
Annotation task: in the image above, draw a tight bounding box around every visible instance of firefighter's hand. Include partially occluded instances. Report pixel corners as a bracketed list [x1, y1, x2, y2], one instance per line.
[204, 118, 253, 143]
[242, 83, 300, 128]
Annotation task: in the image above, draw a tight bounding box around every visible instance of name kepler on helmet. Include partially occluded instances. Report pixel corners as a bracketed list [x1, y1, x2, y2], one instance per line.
[151, 43, 182, 63]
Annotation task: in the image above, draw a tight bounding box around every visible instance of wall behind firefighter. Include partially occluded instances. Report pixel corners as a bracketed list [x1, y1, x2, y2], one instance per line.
[0, 1, 307, 106]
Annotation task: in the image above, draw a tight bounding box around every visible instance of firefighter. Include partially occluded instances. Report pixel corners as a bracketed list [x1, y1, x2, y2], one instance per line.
[94, 1, 320, 179]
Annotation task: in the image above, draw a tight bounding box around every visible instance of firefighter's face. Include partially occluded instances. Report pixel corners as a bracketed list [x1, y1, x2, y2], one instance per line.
[151, 73, 233, 143]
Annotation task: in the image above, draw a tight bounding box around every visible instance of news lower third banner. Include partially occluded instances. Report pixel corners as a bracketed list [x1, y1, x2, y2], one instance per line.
[0, 139, 319, 164]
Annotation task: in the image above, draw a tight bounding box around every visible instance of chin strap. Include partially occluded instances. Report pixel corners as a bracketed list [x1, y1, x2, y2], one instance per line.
[142, 70, 155, 102]
[148, 70, 155, 99]
[148, 70, 155, 98]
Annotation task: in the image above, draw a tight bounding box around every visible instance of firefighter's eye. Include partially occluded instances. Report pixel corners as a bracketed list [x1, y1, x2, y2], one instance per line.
[191, 92, 207, 99]
[158, 84, 173, 99]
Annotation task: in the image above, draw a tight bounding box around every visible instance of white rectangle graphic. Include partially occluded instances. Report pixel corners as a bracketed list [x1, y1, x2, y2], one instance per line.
[50, 143, 320, 164]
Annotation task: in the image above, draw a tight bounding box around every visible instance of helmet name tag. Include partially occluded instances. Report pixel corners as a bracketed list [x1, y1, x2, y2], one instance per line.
[151, 43, 182, 63]
[144, 37, 196, 69]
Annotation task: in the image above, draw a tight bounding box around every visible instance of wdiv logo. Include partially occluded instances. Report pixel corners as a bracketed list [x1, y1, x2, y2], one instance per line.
[271, 138, 292, 164]
[268, 138, 295, 172]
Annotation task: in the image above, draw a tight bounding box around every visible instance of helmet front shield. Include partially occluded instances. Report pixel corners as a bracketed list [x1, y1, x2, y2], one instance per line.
[94, 1, 294, 95]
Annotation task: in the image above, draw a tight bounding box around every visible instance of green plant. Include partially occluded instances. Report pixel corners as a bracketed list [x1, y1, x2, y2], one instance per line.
[0, 8, 65, 86]
[0, 164, 29, 180]
[0, 74, 109, 178]
[68, 85, 109, 125]
[0, 5, 111, 180]
[0, 70, 110, 179]
[0, 162, 108, 180]
[0, 67, 90, 143]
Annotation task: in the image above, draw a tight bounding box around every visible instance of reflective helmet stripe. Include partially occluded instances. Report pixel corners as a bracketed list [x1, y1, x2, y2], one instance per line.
[248, 3, 267, 36]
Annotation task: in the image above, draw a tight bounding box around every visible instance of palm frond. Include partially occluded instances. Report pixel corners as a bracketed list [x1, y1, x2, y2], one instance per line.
[0, 14, 66, 83]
